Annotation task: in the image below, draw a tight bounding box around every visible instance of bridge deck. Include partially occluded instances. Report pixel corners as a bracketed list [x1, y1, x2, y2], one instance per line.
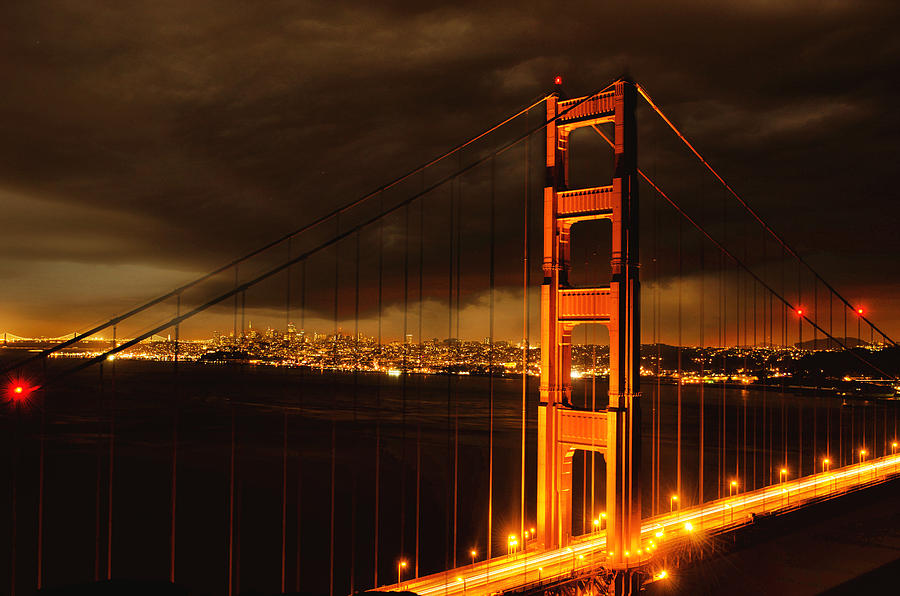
[374, 453, 900, 595]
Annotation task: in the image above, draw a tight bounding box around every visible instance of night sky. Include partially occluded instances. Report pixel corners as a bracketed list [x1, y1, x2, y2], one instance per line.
[3, 1, 900, 340]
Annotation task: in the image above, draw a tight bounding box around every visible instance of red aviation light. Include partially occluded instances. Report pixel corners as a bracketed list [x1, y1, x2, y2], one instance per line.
[554, 75, 563, 86]
[796, 309, 803, 316]
[6, 379, 34, 404]
[857, 308, 864, 315]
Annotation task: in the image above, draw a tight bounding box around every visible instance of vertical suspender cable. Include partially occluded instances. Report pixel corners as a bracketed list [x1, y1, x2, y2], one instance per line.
[521, 134, 530, 542]
[351, 230, 361, 595]
[95, 365, 103, 582]
[37, 362, 46, 591]
[699, 243, 705, 505]
[447, 179, 457, 568]
[374, 197, 384, 587]
[677, 217, 683, 501]
[296, 260, 306, 593]
[416, 199, 424, 578]
[487, 155, 496, 561]
[228, 405, 235, 596]
[454, 168, 463, 568]
[107, 326, 116, 580]
[330, 219, 339, 596]
[171, 295, 181, 584]
[400, 207, 409, 566]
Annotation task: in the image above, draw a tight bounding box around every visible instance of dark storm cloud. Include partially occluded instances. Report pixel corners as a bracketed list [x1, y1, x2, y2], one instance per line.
[2, 1, 899, 337]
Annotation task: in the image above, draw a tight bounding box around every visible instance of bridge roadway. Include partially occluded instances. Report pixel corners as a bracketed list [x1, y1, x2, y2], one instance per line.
[375, 452, 900, 595]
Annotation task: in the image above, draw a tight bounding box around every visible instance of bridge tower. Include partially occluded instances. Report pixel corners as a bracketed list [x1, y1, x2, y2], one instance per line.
[537, 79, 642, 589]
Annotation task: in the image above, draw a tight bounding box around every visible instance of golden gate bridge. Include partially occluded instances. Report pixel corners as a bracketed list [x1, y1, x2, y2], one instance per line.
[2, 77, 899, 596]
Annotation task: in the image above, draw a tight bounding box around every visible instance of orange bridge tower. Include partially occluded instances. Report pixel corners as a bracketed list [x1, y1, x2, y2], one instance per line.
[537, 79, 642, 589]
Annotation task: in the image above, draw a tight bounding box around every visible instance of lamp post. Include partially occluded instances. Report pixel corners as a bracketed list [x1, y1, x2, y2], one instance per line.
[780, 468, 788, 507]
[397, 560, 407, 589]
[859, 448, 868, 483]
[729, 480, 738, 497]
[470, 549, 477, 568]
[669, 494, 679, 517]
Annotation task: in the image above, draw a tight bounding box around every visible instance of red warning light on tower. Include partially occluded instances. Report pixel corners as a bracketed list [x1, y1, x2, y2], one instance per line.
[857, 308, 864, 315]
[5, 379, 34, 404]
[554, 75, 563, 86]
[796, 309, 803, 316]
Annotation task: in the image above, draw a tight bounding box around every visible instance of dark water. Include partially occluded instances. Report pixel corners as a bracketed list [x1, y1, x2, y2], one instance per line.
[1, 356, 897, 595]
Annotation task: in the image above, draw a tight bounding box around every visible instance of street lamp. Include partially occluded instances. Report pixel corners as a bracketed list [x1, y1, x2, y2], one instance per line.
[892, 442, 897, 455]
[729, 480, 738, 497]
[859, 448, 868, 483]
[780, 468, 788, 507]
[507, 534, 518, 556]
[669, 494, 679, 515]
[457, 576, 465, 593]
[470, 549, 477, 568]
[600, 512, 606, 530]
[397, 560, 407, 589]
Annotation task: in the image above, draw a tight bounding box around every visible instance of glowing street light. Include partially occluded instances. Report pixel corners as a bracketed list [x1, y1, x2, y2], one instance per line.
[822, 458, 830, 473]
[729, 480, 738, 497]
[892, 442, 898, 455]
[859, 448, 868, 483]
[669, 494, 679, 515]
[457, 576, 465, 593]
[507, 534, 519, 556]
[780, 468, 788, 507]
[470, 549, 477, 567]
[397, 560, 407, 589]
